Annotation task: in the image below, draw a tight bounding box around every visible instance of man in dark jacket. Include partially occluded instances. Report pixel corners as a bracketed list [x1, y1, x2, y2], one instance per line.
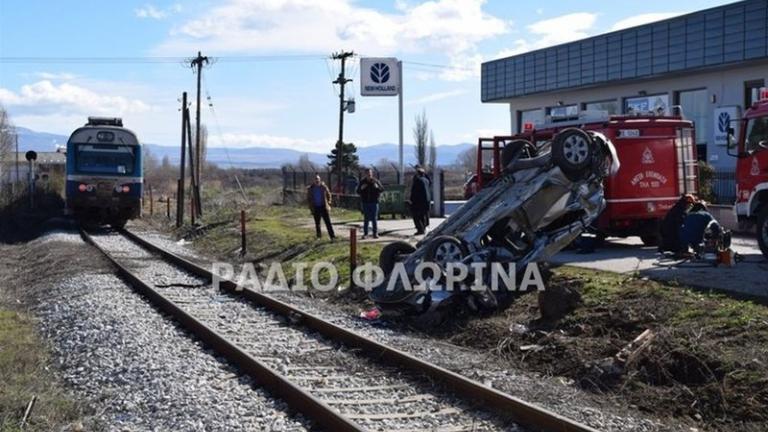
[408, 166, 431, 235]
[659, 194, 695, 254]
[356, 168, 384, 239]
[307, 174, 335, 241]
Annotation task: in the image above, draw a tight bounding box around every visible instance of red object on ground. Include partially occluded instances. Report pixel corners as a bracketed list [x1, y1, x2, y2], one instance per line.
[359, 307, 382, 321]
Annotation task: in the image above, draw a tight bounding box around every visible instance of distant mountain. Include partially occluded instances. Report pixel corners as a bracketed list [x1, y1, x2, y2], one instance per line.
[15, 127, 69, 152]
[15, 126, 473, 168]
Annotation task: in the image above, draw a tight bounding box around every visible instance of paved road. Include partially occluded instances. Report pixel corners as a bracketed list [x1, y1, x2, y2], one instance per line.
[551, 235, 768, 299]
[331, 211, 767, 299]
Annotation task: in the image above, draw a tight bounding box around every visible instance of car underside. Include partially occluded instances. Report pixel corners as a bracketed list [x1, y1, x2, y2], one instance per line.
[369, 128, 621, 323]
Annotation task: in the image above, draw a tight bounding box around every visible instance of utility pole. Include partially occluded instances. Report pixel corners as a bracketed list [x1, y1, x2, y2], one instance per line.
[177, 92, 187, 227]
[332, 50, 354, 192]
[190, 51, 209, 214]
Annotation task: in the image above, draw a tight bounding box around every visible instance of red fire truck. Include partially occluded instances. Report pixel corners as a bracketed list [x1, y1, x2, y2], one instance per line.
[731, 89, 768, 258]
[471, 113, 699, 245]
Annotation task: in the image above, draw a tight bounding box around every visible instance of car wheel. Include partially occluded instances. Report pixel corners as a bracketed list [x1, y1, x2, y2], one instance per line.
[640, 233, 659, 247]
[552, 128, 594, 181]
[379, 241, 416, 275]
[425, 235, 468, 269]
[757, 206, 768, 260]
[501, 139, 537, 169]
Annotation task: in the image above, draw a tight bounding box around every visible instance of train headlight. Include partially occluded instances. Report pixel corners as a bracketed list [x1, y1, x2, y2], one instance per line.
[78, 184, 87, 192]
[122, 185, 130, 193]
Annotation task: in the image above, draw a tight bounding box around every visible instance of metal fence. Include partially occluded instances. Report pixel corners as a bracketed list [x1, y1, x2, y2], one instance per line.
[711, 170, 737, 205]
[281, 166, 446, 217]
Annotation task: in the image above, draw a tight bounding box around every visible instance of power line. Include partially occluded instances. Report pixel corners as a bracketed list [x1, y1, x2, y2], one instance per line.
[0, 54, 327, 64]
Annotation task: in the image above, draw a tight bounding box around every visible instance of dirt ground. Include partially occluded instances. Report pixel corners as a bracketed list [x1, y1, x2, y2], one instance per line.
[141, 199, 768, 432]
[437, 267, 768, 432]
[0, 224, 101, 431]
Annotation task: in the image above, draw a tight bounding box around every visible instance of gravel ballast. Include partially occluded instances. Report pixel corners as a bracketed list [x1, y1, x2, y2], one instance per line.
[22, 231, 310, 431]
[128, 222, 690, 432]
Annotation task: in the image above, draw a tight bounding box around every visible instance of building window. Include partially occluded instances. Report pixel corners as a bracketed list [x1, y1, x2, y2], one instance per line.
[546, 104, 578, 118]
[675, 88, 708, 145]
[745, 80, 765, 108]
[583, 100, 618, 115]
[624, 94, 669, 115]
[517, 109, 544, 132]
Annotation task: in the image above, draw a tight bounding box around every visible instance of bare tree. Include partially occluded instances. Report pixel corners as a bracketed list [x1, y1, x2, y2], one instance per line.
[428, 131, 437, 170]
[455, 146, 477, 173]
[0, 105, 15, 183]
[296, 153, 318, 172]
[413, 110, 428, 167]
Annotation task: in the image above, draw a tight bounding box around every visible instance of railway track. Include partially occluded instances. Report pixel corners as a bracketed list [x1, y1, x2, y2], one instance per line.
[80, 226, 598, 432]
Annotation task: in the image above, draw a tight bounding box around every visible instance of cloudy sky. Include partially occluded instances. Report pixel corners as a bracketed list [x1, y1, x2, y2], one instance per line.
[0, 0, 732, 152]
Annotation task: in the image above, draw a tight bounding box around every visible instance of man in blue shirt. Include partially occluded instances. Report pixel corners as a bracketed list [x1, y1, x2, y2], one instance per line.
[679, 202, 717, 252]
[307, 175, 335, 240]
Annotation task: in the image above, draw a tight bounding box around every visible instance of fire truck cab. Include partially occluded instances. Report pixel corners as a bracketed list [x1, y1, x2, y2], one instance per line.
[474, 112, 698, 245]
[731, 88, 768, 258]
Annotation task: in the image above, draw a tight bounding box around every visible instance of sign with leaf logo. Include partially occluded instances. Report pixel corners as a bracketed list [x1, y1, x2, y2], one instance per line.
[360, 58, 400, 96]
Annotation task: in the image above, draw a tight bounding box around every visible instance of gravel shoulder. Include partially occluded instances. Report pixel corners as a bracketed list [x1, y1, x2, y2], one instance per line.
[1, 230, 311, 431]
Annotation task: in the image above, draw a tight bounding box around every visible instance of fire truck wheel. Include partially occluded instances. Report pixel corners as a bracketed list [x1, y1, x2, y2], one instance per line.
[501, 139, 537, 169]
[425, 235, 469, 269]
[552, 128, 594, 181]
[379, 241, 416, 275]
[757, 206, 768, 259]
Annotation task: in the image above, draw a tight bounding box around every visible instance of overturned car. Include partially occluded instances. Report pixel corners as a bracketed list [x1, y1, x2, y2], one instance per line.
[369, 128, 620, 321]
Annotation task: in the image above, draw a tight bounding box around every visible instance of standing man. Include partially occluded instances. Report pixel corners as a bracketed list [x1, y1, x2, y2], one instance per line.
[356, 168, 384, 239]
[408, 165, 431, 235]
[307, 174, 336, 241]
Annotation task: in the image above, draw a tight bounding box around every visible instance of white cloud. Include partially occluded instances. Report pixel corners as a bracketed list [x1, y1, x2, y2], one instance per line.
[33, 72, 78, 81]
[491, 12, 598, 60]
[610, 12, 682, 31]
[155, 0, 507, 80]
[209, 132, 334, 152]
[407, 89, 467, 105]
[135, 3, 182, 20]
[0, 80, 150, 117]
[527, 12, 597, 48]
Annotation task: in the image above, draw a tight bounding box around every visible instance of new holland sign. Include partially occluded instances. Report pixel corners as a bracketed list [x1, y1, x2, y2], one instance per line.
[714, 106, 741, 146]
[360, 57, 400, 96]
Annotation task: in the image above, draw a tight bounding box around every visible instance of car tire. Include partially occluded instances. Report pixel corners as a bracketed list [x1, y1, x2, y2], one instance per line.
[552, 128, 595, 181]
[379, 241, 416, 275]
[757, 206, 768, 260]
[501, 139, 537, 169]
[640, 233, 659, 247]
[425, 235, 468, 268]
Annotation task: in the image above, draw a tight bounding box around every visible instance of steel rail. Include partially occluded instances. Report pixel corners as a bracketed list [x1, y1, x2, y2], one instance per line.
[118, 227, 599, 432]
[79, 228, 366, 432]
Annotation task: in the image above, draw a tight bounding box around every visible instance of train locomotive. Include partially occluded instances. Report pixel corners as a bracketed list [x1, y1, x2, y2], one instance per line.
[65, 117, 143, 228]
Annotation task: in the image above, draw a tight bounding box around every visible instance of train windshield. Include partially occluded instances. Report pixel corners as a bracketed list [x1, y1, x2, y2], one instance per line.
[75, 143, 136, 175]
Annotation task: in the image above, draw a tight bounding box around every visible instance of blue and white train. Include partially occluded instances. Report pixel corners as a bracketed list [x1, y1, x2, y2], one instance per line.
[65, 117, 143, 228]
